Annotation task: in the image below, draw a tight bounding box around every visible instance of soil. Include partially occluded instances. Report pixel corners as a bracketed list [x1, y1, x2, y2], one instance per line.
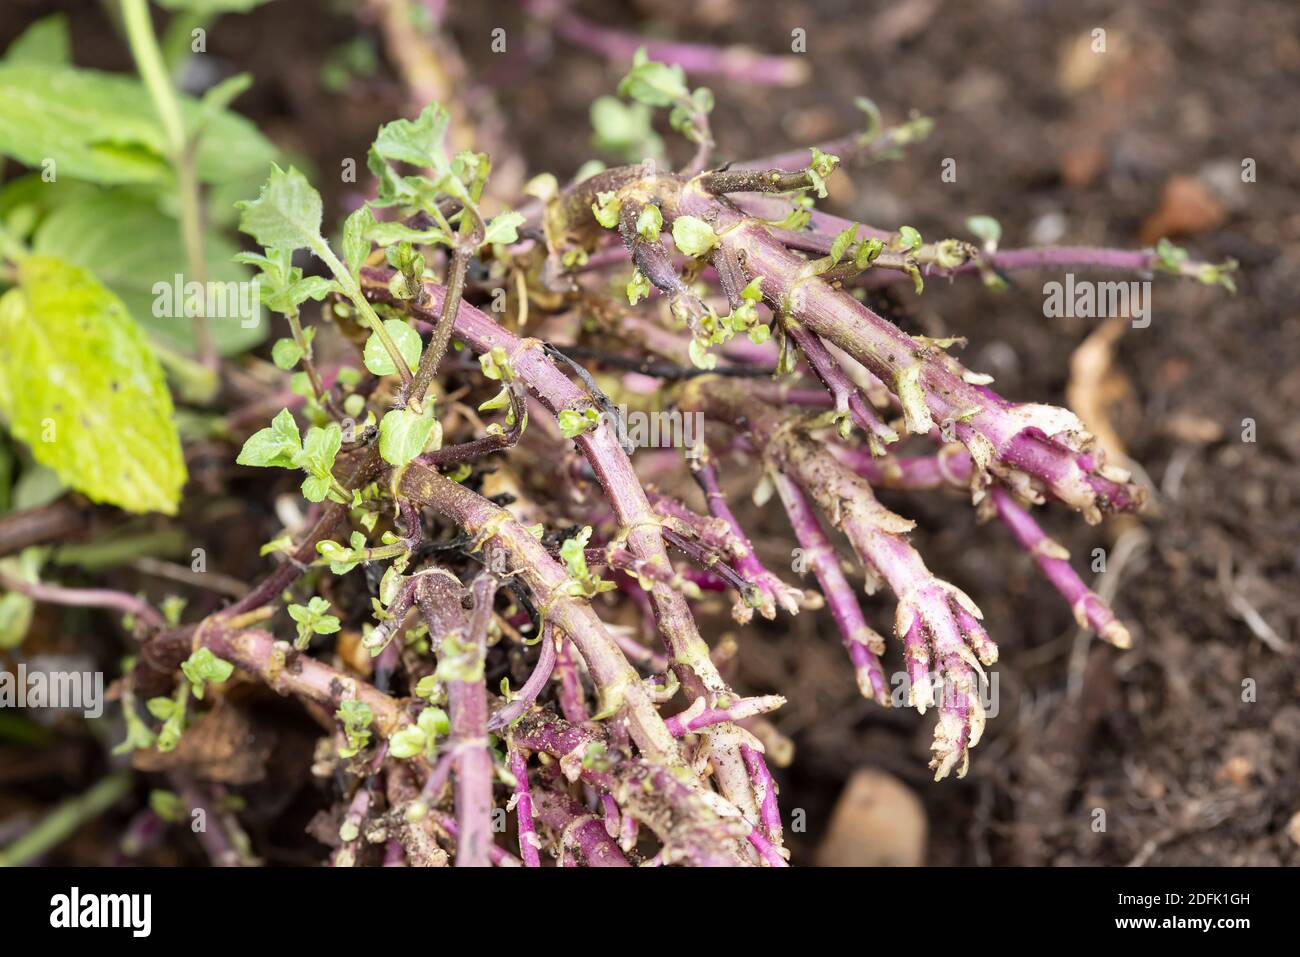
[2, 0, 1297, 866]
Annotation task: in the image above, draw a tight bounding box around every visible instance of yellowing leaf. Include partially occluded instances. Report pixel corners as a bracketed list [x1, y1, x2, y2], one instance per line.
[32, 190, 265, 356]
[0, 256, 186, 514]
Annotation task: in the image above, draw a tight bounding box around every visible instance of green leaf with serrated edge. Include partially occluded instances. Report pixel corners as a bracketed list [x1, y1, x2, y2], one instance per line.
[0, 256, 186, 514]
[236, 164, 324, 254]
[33, 190, 264, 356]
[482, 210, 524, 246]
[364, 219, 449, 248]
[373, 104, 452, 171]
[296, 423, 341, 478]
[236, 407, 300, 469]
[233, 246, 333, 316]
[830, 224, 857, 265]
[5, 14, 71, 64]
[0, 63, 276, 186]
[379, 407, 438, 468]
[363, 319, 422, 376]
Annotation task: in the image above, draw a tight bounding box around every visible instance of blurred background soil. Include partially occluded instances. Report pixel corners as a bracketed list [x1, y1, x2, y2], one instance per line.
[3, 0, 1298, 865]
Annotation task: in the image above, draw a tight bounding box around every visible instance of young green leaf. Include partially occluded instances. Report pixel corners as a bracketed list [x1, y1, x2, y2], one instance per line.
[236, 164, 325, 256]
[372, 103, 452, 172]
[557, 407, 601, 439]
[618, 48, 690, 108]
[379, 405, 440, 468]
[336, 698, 373, 758]
[626, 268, 652, 306]
[0, 255, 186, 514]
[965, 215, 1002, 250]
[342, 205, 376, 278]
[295, 423, 342, 479]
[180, 646, 234, 700]
[481, 210, 525, 247]
[893, 225, 923, 253]
[591, 191, 623, 229]
[287, 595, 341, 650]
[558, 526, 616, 598]
[236, 408, 301, 469]
[671, 216, 719, 257]
[233, 246, 333, 317]
[271, 337, 304, 370]
[830, 224, 858, 266]
[589, 95, 664, 163]
[363, 319, 422, 376]
[636, 205, 663, 242]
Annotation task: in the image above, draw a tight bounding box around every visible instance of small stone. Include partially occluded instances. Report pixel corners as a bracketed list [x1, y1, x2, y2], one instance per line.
[1286, 811, 1300, 846]
[815, 768, 927, 867]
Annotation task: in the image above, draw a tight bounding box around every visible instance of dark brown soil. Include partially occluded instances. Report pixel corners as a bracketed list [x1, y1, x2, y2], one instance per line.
[3, 0, 1297, 866]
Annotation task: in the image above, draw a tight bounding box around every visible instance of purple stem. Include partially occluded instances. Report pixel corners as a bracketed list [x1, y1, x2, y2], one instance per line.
[836, 448, 1130, 646]
[685, 380, 995, 779]
[0, 573, 165, 629]
[663, 694, 786, 737]
[509, 748, 542, 867]
[855, 245, 1207, 289]
[488, 625, 559, 731]
[692, 457, 801, 620]
[536, 2, 807, 87]
[741, 743, 784, 852]
[663, 184, 1143, 522]
[531, 785, 630, 867]
[554, 637, 590, 725]
[430, 811, 522, 867]
[511, 709, 750, 866]
[367, 269, 763, 826]
[771, 472, 890, 704]
[397, 464, 685, 769]
[415, 570, 495, 868]
[781, 319, 899, 454]
[648, 491, 747, 558]
[989, 486, 1132, 648]
[383, 838, 406, 866]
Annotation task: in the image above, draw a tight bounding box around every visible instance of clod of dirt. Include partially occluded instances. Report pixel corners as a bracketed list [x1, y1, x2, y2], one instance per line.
[132, 700, 274, 785]
[1139, 174, 1228, 244]
[814, 768, 927, 867]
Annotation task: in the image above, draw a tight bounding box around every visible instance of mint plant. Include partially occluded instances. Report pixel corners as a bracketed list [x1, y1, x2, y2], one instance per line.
[0, 5, 1240, 868]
